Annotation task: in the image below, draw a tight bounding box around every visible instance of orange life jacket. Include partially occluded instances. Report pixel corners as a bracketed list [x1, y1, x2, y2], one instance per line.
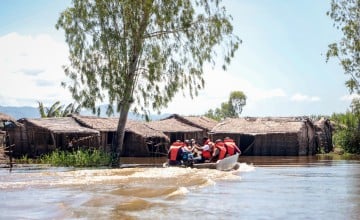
[169, 145, 182, 161]
[224, 139, 236, 156]
[214, 141, 227, 160]
[224, 138, 240, 155]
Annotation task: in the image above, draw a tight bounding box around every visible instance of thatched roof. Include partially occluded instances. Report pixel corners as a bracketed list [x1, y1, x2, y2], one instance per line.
[0, 112, 16, 122]
[72, 115, 168, 139]
[126, 120, 169, 139]
[0, 112, 21, 126]
[19, 117, 99, 134]
[314, 117, 333, 131]
[148, 118, 203, 132]
[211, 117, 312, 135]
[72, 114, 118, 131]
[164, 114, 217, 130]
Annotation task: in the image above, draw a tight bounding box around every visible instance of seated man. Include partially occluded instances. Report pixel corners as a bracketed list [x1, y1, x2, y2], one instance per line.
[223, 137, 241, 156]
[211, 139, 227, 162]
[194, 137, 214, 163]
[167, 140, 185, 165]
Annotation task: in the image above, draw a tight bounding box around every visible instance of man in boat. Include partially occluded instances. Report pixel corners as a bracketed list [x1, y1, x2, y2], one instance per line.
[210, 139, 227, 162]
[193, 137, 214, 163]
[223, 137, 241, 156]
[167, 140, 185, 165]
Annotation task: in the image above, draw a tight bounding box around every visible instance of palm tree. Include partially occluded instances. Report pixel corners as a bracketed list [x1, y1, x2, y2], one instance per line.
[37, 101, 81, 118]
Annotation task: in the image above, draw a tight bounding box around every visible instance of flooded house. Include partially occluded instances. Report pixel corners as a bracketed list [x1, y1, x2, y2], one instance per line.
[314, 117, 333, 153]
[210, 117, 317, 156]
[17, 117, 100, 157]
[72, 115, 169, 156]
[0, 112, 24, 158]
[1, 112, 20, 164]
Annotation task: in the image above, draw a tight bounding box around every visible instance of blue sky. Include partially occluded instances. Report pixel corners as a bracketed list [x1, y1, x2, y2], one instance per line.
[0, 0, 354, 117]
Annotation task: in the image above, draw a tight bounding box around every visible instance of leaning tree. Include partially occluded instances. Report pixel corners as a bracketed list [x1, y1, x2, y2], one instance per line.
[56, 0, 240, 166]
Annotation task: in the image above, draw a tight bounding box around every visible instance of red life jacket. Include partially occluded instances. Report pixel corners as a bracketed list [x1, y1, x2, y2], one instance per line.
[169, 145, 182, 161]
[202, 139, 214, 159]
[202, 150, 212, 159]
[224, 138, 240, 155]
[214, 141, 227, 160]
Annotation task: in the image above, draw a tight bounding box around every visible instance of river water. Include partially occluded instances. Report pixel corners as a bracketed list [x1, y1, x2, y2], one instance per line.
[0, 156, 359, 220]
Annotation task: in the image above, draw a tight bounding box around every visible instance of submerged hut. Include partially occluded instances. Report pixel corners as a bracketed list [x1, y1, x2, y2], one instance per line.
[72, 115, 169, 156]
[18, 117, 100, 157]
[314, 118, 333, 153]
[124, 120, 169, 156]
[0, 112, 23, 157]
[211, 117, 316, 156]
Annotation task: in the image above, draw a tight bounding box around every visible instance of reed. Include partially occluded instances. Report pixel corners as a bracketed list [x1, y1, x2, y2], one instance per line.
[39, 149, 112, 167]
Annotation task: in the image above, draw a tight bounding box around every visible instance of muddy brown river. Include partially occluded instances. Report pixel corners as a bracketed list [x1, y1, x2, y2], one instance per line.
[0, 156, 359, 219]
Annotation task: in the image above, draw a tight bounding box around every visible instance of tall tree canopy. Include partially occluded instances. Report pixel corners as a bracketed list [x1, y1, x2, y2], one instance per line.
[326, 0, 360, 94]
[56, 0, 240, 166]
[204, 91, 246, 121]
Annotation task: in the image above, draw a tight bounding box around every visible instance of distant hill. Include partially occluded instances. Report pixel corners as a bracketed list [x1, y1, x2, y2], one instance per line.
[0, 106, 40, 119]
[0, 105, 171, 121]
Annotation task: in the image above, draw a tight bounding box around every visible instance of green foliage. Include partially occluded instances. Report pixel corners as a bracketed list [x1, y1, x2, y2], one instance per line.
[326, 0, 360, 94]
[331, 99, 360, 154]
[17, 154, 35, 164]
[39, 149, 112, 167]
[204, 90, 246, 121]
[228, 91, 247, 116]
[56, 0, 240, 165]
[56, 0, 240, 117]
[37, 101, 81, 118]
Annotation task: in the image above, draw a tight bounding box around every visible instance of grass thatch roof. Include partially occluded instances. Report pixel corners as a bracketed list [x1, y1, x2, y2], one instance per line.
[20, 117, 99, 134]
[0, 112, 16, 122]
[72, 115, 168, 139]
[0, 112, 22, 126]
[163, 114, 217, 130]
[72, 114, 118, 131]
[148, 118, 203, 132]
[211, 117, 312, 135]
[126, 120, 169, 139]
[183, 116, 217, 130]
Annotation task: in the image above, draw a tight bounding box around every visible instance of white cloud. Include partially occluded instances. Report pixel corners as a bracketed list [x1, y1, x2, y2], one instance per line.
[340, 93, 360, 101]
[290, 93, 320, 102]
[0, 32, 72, 107]
[162, 67, 287, 115]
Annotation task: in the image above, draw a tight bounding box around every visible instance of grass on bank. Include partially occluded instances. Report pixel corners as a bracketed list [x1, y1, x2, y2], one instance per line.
[17, 149, 112, 167]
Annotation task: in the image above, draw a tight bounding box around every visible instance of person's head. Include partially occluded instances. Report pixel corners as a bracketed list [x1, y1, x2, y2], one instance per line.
[215, 139, 222, 143]
[202, 137, 208, 143]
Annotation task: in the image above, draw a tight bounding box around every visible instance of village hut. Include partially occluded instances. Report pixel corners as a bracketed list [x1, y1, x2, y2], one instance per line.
[72, 115, 169, 156]
[17, 117, 100, 157]
[124, 120, 169, 156]
[210, 117, 316, 156]
[0, 112, 23, 158]
[147, 118, 204, 144]
[314, 118, 333, 153]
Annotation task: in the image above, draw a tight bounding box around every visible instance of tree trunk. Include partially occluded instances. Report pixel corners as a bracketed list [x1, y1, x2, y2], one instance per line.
[111, 102, 131, 167]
